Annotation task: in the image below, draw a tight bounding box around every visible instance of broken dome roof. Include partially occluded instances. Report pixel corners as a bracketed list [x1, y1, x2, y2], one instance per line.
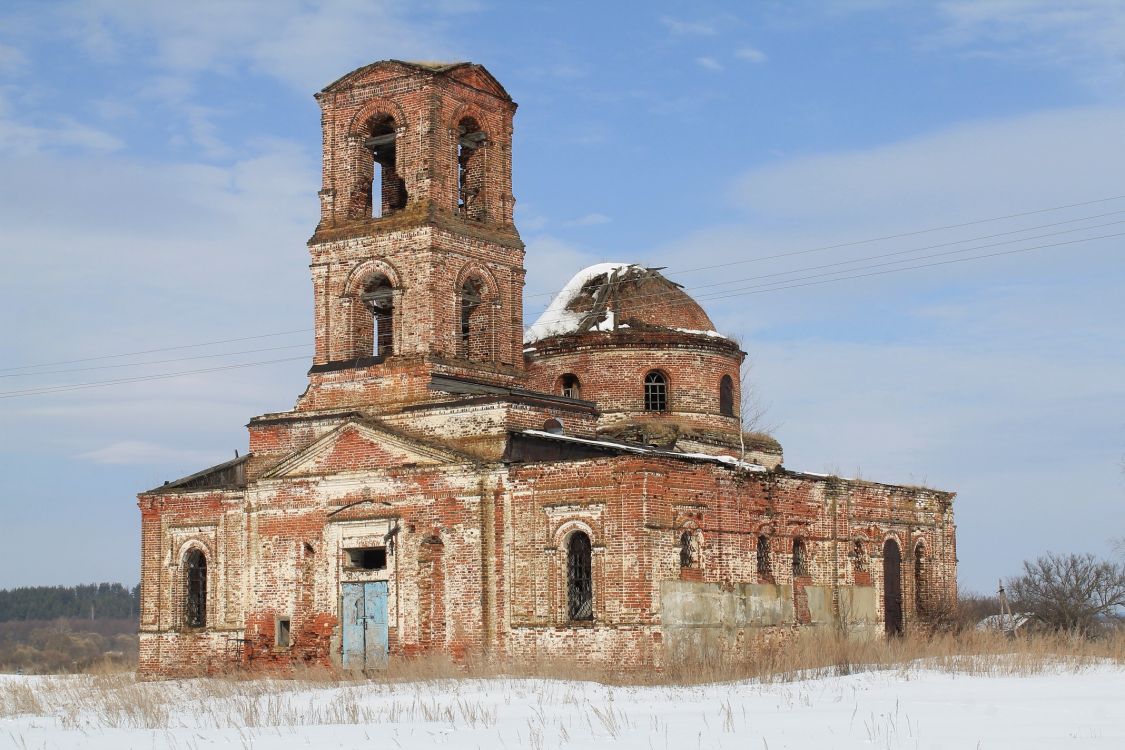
[524, 263, 723, 344]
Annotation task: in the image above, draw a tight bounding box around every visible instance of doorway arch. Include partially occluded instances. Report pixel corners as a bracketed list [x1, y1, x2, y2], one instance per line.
[883, 538, 903, 635]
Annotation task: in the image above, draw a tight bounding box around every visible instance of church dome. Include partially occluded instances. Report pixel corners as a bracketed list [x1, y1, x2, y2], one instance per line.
[523, 263, 754, 459]
[524, 264, 718, 344]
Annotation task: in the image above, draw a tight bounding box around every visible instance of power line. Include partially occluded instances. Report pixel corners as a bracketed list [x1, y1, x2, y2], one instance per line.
[695, 230, 1125, 301]
[0, 343, 311, 379]
[0, 357, 308, 399]
[4, 230, 1116, 398]
[521, 194, 1125, 300]
[0, 329, 312, 373]
[522, 222, 1123, 330]
[9, 195, 1123, 372]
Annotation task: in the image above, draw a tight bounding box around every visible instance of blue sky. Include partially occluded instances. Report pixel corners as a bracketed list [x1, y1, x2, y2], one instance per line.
[1, 1, 1123, 594]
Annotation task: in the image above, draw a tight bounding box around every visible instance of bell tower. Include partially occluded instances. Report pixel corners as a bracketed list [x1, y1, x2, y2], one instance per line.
[298, 61, 526, 412]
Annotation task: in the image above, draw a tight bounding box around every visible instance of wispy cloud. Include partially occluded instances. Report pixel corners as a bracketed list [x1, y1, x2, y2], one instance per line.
[659, 16, 718, 36]
[930, 1, 1125, 91]
[565, 212, 611, 227]
[0, 42, 27, 73]
[735, 46, 767, 63]
[78, 440, 219, 466]
[0, 93, 123, 154]
[60, 0, 463, 92]
[696, 56, 725, 72]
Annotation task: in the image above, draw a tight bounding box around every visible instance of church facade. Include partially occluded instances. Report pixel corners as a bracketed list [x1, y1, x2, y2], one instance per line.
[137, 61, 957, 677]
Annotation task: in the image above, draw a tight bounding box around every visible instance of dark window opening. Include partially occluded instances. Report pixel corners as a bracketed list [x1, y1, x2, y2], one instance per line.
[883, 538, 903, 636]
[184, 549, 207, 628]
[459, 278, 487, 360]
[560, 374, 581, 399]
[719, 375, 734, 417]
[567, 531, 593, 621]
[276, 617, 291, 648]
[362, 115, 406, 219]
[914, 543, 926, 616]
[792, 537, 809, 577]
[361, 275, 394, 356]
[644, 371, 668, 412]
[457, 117, 487, 220]
[756, 534, 771, 576]
[345, 547, 387, 571]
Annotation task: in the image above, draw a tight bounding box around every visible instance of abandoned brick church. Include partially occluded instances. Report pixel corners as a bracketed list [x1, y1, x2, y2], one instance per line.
[137, 60, 957, 677]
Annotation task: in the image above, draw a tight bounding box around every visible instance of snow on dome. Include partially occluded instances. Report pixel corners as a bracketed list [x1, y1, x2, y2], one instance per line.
[524, 263, 636, 343]
[524, 263, 722, 344]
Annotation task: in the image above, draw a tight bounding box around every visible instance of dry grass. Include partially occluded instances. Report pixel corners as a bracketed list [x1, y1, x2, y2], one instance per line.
[1, 630, 1122, 737]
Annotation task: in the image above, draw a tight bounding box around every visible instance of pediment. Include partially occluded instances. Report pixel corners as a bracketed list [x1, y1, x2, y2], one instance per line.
[446, 65, 511, 100]
[262, 422, 462, 478]
[320, 60, 511, 101]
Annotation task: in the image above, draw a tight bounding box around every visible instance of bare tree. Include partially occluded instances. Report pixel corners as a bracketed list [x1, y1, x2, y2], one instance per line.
[1007, 552, 1125, 635]
[737, 353, 777, 461]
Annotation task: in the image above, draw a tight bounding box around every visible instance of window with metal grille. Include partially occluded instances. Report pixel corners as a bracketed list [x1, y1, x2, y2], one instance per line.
[644, 371, 667, 412]
[567, 531, 593, 621]
[852, 540, 868, 572]
[792, 537, 809, 577]
[184, 549, 207, 628]
[679, 530, 693, 568]
[756, 534, 771, 576]
[719, 375, 734, 417]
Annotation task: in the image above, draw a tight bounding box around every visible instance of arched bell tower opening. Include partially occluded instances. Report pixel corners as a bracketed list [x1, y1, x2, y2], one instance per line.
[355, 113, 407, 219]
[361, 275, 395, 357]
[457, 117, 488, 221]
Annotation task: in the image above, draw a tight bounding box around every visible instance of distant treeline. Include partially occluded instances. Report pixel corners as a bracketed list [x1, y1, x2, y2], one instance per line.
[0, 583, 140, 622]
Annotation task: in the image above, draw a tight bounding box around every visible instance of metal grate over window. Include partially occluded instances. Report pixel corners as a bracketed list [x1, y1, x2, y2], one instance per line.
[756, 534, 771, 576]
[644, 371, 667, 412]
[567, 531, 593, 621]
[184, 549, 207, 628]
[792, 537, 809, 577]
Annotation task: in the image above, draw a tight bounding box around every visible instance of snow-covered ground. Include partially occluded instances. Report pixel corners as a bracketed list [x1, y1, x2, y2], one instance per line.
[2, 663, 1123, 749]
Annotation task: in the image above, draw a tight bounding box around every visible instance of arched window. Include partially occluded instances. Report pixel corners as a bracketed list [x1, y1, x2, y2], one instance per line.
[792, 537, 809, 577]
[559, 374, 581, 399]
[679, 529, 701, 568]
[883, 538, 903, 635]
[852, 540, 868, 573]
[457, 117, 487, 220]
[719, 375, 734, 417]
[459, 278, 488, 360]
[360, 275, 395, 357]
[361, 114, 406, 218]
[644, 371, 668, 412]
[184, 548, 207, 628]
[914, 542, 926, 616]
[566, 531, 593, 621]
[756, 534, 771, 576]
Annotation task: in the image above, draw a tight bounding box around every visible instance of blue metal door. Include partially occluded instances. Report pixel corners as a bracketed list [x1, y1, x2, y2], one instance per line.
[341, 581, 389, 669]
[364, 581, 389, 669]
